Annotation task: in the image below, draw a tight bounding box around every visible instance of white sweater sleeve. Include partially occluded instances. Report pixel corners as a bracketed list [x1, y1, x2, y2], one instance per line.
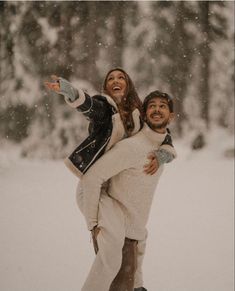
[81, 140, 136, 231]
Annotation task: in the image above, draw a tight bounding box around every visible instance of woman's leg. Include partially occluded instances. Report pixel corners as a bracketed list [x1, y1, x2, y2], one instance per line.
[81, 194, 125, 291]
[76, 181, 84, 214]
[134, 234, 147, 289]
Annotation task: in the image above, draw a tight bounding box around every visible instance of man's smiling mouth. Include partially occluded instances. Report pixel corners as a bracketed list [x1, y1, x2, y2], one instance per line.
[150, 113, 163, 120]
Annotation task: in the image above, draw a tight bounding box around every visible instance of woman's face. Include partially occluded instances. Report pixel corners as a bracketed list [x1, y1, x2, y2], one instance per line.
[105, 70, 127, 104]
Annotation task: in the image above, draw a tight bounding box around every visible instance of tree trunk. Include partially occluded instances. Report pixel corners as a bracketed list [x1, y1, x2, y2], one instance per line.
[169, 1, 188, 136]
[111, 2, 126, 68]
[199, 1, 211, 129]
[80, 2, 100, 89]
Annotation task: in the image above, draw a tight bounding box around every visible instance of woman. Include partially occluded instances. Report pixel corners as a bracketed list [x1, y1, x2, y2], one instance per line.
[45, 68, 175, 177]
[45, 68, 176, 290]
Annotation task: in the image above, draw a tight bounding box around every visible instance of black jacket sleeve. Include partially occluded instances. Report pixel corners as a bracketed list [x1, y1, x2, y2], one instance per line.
[77, 94, 114, 123]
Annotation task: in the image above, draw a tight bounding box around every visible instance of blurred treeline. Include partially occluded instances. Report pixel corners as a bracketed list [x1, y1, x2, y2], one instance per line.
[0, 1, 234, 158]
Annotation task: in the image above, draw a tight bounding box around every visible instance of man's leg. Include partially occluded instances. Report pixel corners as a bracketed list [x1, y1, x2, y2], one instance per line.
[109, 238, 138, 291]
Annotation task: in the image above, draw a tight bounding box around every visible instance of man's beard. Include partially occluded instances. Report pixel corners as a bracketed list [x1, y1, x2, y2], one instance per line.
[146, 118, 169, 131]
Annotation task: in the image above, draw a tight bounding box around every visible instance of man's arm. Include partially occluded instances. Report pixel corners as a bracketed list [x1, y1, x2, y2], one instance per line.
[144, 132, 177, 175]
[81, 140, 136, 231]
[154, 132, 177, 165]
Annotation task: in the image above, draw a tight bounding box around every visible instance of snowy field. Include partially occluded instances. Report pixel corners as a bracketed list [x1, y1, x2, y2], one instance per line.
[0, 129, 234, 291]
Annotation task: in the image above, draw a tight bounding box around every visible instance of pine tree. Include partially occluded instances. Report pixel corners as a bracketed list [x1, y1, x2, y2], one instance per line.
[146, 1, 197, 136]
[197, 1, 227, 129]
[0, 2, 36, 142]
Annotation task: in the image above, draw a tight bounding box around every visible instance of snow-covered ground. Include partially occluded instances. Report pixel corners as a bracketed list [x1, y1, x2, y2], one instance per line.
[0, 129, 234, 291]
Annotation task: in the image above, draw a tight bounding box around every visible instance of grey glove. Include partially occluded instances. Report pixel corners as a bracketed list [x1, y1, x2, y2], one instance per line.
[154, 148, 175, 165]
[58, 77, 79, 102]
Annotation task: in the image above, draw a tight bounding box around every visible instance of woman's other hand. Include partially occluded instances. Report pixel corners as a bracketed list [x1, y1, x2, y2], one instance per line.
[143, 152, 159, 175]
[92, 225, 100, 240]
[91, 226, 100, 254]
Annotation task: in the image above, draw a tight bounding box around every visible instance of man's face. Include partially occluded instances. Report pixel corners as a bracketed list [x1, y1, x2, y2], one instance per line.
[145, 97, 174, 133]
[105, 70, 127, 104]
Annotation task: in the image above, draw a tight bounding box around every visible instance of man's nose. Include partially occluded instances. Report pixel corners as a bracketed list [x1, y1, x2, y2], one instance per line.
[154, 107, 160, 113]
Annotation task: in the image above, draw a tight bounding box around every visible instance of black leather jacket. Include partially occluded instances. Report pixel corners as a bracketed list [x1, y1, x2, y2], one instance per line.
[65, 93, 131, 176]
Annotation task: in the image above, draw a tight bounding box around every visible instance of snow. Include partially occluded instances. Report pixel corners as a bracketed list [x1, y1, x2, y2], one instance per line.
[0, 130, 234, 291]
[38, 18, 58, 46]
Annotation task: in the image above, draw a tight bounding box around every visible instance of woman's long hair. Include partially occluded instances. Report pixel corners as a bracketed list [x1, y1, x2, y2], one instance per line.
[102, 68, 143, 136]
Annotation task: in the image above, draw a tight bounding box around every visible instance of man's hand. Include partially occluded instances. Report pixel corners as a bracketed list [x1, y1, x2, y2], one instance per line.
[44, 75, 60, 92]
[143, 152, 159, 175]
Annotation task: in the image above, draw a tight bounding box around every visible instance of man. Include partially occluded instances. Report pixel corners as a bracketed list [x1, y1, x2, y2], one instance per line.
[80, 90, 175, 291]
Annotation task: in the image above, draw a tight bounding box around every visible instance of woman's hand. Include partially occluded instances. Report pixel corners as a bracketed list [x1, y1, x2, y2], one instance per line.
[92, 225, 100, 240]
[143, 152, 159, 175]
[44, 75, 60, 92]
[91, 226, 100, 254]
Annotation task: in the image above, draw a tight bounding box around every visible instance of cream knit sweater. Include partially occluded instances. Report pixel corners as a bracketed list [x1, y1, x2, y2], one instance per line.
[81, 124, 168, 241]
